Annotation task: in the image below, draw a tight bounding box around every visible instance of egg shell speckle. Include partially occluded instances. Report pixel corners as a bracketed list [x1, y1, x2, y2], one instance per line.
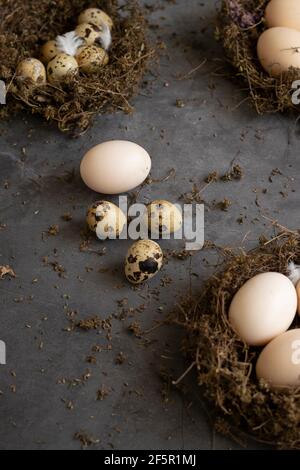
[76, 45, 109, 74]
[145, 200, 183, 237]
[16, 58, 46, 83]
[47, 54, 78, 83]
[125, 240, 163, 284]
[86, 201, 126, 240]
[75, 23, 104, 46]
[78, 8, 114, 29]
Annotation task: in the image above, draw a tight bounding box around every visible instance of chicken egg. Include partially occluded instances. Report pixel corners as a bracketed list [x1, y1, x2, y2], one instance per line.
[78, 8, 113, 29]
[256, 329, 300, 389]
[125, 240, 163, 285]
[47, 54, 79, 83]
[144, 200, 182, 237]
[80, 140, 151, 195]
[257, 27, 300, 77]
[40, 40, 59, 64]
[75, 23, 104, 46]
[265, 0, 300, 31]
[229, 272, 297, 346]
[86, 201, 126, 240]
[296, 280, 300, 315]
[16, 58, 46, 83]
[76, 45, 109, 74]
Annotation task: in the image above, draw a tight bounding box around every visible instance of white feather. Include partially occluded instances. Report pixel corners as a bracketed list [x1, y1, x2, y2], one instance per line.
[287, 261, 300, 285]
[56, 31, 83, 56]
[98, 21, 112, 51]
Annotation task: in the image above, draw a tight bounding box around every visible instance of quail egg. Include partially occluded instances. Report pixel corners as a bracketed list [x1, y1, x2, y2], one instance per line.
[87, 201, 126, 240]
[125, 240, 163, 285]
[16, 58, 46, 83]
[76, 45, 109, 74]
[75, 23, 104, 46]
[40, 40, 59, 64]
[144, 200, 183, 237]
[47, 54, 79, 83]
[78, 8, 113, 29]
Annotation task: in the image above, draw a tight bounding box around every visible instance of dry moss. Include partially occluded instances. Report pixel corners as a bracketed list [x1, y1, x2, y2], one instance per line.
[217, 0, 300, 114]
[178, 231, 300, 449]
[0, 0, 152, 135]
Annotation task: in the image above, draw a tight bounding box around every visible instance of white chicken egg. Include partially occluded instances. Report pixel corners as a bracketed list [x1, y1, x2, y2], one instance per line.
[80, 140, 151, 195]
[86, 201, 126, 240]
[256, 329, 300, 389]
[16, 58, 46, 83]
[229, 272, 297, 346]
[76, 45, 109, 74]
[265, 0, 300, 31]
[47, 54, 79, 83]
[257, 27, 300, 77]
[144, 200, 182, 237]
[78, 8, 114, 29]
[125, 240, 163, 285]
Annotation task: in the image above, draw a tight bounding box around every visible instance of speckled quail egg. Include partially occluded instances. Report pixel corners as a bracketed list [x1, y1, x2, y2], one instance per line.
[75, 23, 104, 46]
[47, 54, 79, 83]
[87, 201, 126, 240]
[125, 240, 163, 285]
[78, 8, 114, 29]
[16, 58, 46, 83]
[40, 40, 59, 64]
[76, 45, 109, 74]
[144, 200, 183, 237]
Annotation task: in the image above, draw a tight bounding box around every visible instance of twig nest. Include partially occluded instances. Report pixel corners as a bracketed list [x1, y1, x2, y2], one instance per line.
[75, 23, 104, 46]
[40, 40, 59, 64]
[76, 45, 109, 74]
[180, 233, 300, 448]
[16, 58, 46, 83]
[125, 240, 163, 285]
[78, 8, 113, 29]
[47, 54, 78, 83]
[86, 201, 126, 240]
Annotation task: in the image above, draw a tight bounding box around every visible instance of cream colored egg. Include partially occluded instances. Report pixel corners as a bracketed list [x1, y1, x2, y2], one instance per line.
[80, 141, 151, 195]
[40, 40, 59, 64]
[266, 0, 300, 31]
[75, 23, 104, 46]
[86, 201, 126, 240]
[144, 200, 183, 237]
[47, 54, 78, 83]
[125, 240, 163, 285]
[16, 58, 46, 83]
[256, 329, 300, 389]
[76, 45, 109, 74]
[229, 272, 297, 346]
[78, 8, 113, 29]
[257, 27, 300, 77]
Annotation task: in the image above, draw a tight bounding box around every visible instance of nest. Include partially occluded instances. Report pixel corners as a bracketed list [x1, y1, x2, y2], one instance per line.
[0, 0, 152, 135]
[217, 0, 300, 114]
[179, 232, 300, 449]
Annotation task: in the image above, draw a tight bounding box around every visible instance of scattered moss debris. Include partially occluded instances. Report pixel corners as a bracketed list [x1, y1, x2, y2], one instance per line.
[0, 0, 153, 136]
[74, 431, 100, 449]
[0, 265, 16, 279]
[177, 231, 300, 449]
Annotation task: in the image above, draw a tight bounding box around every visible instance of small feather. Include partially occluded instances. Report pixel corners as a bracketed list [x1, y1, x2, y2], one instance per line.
[287, 262, 300, 285]
[56, 31, 83, 56]
[98, 21, 112, 51]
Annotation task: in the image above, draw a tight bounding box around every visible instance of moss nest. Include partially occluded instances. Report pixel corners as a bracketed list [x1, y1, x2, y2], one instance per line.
[217, 0, 300, 115]
[0, 0, 152, 135]
[178, 232, 300, 449]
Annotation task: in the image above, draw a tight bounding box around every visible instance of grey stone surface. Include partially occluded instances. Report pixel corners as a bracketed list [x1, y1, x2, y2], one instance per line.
[0, 0, 299, 450]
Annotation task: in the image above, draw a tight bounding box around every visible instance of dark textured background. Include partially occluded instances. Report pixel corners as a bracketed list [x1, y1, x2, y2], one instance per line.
[0, 0, 299, 450]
